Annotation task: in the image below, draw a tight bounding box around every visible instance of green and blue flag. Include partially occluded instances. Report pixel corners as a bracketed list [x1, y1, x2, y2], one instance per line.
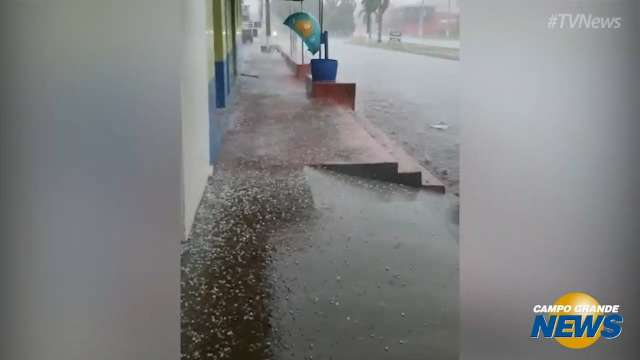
[283, 11, 321, 55]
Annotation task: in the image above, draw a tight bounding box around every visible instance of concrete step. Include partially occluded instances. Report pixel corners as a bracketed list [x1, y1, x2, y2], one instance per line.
[232, 45, 445, 193]
[312, 162, 399, 184]
[397, 171, 423, 187]
[314, 157, 443, 193]
[351, 113, 446, 193]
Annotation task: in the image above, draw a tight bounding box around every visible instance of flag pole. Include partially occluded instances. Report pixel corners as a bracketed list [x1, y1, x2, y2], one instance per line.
[318, 0, 323, 58]
[300, 1, 305, 64]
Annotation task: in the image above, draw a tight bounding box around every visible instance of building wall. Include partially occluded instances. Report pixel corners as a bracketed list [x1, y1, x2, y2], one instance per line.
[213, 0, 241, 109]
[181, 0, 211, 236]
[2, 1, 244, 357]
[210, 0, 242, 162]
[461, 1, 639, 359]
[3, 1, 182, 359]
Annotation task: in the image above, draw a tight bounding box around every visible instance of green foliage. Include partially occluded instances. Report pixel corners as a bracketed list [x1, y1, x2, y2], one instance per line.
[362, 0, 381, 13]
[324, 0, 357, 36]
[274, 0, 357, 37]
[360, 0, 381, 38]
[358, 0, 390, 41]
[376, 0, 390, 42]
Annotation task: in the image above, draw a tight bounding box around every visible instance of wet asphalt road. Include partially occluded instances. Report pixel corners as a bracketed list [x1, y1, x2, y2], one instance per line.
[271, 24, 459, 192]
[331, 39, 460, 194]
[182, 168, 458, 360]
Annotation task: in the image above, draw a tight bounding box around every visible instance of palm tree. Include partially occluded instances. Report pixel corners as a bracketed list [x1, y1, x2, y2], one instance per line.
[360, 0, 381, 39]
[376, 0, 390, 43]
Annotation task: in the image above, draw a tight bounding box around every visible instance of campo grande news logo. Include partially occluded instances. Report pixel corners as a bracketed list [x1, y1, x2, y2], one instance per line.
[530, 292, 623, 349]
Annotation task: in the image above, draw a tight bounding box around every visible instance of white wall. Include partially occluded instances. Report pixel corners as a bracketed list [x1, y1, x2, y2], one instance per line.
[181, 0, 212, 236]
[460, 1, 639, 359]
[3, 1, 183, 359]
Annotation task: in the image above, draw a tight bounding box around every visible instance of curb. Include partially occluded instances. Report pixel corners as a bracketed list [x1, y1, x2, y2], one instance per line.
[272, 45, 445, 193]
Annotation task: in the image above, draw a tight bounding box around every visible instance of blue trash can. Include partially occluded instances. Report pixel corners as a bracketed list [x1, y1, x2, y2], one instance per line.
[311, 59, 338, 82]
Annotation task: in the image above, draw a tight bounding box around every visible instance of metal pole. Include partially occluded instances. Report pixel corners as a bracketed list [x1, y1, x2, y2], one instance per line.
[447, 0, 451, 39]
[300, 1, 305, 64]
[324, 32, 328, 59]
[265, 0, 271, 45]
[418, 0, 425, 38]
[319, 0, 323, 32]
[318, 0, 323, 58]
[289, 3, 293, 56]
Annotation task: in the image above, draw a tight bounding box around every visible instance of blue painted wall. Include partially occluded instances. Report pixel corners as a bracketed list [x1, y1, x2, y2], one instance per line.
[208, 78, 223, 163]
[214, 60, 226, 108]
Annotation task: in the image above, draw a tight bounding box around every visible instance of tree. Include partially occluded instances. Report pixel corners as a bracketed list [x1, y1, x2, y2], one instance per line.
[360, 0, 381, 39]
[376, 0, 390, 43]
[273, 0, 357, 37]
[325, 0, 357, 36]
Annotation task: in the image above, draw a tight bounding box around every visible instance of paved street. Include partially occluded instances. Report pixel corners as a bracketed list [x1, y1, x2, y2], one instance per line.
[271, 30, 460, 193]
[332, 39, 461, 194]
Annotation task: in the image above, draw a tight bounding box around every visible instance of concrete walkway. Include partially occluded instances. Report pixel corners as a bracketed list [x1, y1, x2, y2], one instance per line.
[181, 45, 459, 360]
[220, 45, 443, 191]
[218, 48, 394, 172]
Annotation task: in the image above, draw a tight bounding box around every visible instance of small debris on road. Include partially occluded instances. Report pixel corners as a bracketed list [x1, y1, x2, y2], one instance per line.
[430, 121, 449, 130]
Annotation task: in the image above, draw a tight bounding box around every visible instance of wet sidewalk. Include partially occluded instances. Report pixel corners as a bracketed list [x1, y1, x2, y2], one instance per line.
[219, 45, 443, 191]
[181, 45, 459, 360]
[217, 46, 396, 177]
